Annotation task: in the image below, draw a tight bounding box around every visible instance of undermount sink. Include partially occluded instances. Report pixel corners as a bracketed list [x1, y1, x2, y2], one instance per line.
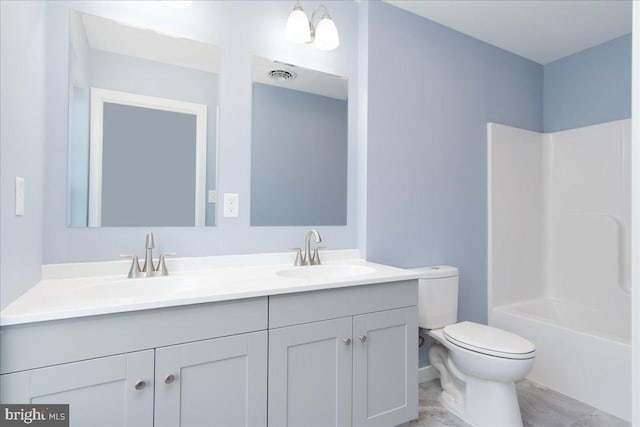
[276, 264, 377, 280]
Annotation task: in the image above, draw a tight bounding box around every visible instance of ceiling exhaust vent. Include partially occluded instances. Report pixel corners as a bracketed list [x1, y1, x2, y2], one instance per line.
[268, 69, 297, 81]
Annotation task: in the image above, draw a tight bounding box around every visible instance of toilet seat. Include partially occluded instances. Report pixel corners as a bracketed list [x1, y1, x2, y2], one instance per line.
[443, 321, 536, 360]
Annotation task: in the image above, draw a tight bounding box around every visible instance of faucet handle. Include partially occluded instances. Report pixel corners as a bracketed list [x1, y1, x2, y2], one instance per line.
[311, 246, 326, 265]
[120, 254, 141, 278]
[289, 247, 304, 266]
[156, 252, 176, 276]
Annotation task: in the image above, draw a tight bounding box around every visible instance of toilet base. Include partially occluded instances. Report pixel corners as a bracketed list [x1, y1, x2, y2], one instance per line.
[429, 340, 526, 427]
[437, 373, 524, 427]
[464, 377, 523, 427]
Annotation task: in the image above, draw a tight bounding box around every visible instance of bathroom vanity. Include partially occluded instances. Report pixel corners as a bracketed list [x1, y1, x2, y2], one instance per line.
[0, 251, 419, 427]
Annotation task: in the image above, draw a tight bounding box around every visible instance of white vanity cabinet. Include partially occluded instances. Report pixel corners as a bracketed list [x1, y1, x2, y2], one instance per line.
[0, 332, 268, 427]
[0, 278, 418, 427]
[0, 298, 269, 427]
[268, 281, 418, 427]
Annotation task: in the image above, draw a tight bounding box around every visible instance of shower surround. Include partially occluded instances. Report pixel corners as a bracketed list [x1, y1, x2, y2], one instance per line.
[487, 119, 631, 421]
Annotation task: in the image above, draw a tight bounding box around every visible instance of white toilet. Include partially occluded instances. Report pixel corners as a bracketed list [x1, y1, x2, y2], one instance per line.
[414, 266, 536, 427]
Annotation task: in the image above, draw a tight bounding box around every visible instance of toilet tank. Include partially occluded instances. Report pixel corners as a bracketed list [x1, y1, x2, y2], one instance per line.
[412, 266, 459, 329]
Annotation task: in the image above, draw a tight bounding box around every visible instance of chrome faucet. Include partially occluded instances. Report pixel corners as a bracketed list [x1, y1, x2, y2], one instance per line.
[305, 229, 322, 265]
[290, 229, 324, 266]
[121, 232, 175, 278]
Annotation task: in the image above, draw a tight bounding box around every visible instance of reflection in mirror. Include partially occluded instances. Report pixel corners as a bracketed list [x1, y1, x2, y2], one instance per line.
[67, 11, 219, 227]
[250, 56, 348, 226]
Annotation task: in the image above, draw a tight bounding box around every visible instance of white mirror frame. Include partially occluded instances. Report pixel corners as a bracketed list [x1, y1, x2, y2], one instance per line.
[88, 87, 208, 226]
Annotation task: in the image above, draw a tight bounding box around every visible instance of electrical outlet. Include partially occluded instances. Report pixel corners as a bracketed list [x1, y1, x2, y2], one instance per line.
[223, 193, 239, 217]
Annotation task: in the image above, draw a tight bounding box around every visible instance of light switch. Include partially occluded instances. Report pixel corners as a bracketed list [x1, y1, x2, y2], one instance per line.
[15, 176, 25, 216]
[223, 193, 239, 217]
[208, 190, 217, 204]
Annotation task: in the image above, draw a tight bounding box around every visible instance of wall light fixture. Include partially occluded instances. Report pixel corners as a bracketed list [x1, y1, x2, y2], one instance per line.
[285, 2, 340, 51]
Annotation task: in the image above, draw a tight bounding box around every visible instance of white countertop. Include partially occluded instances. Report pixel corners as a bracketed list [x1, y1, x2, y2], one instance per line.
[1, 250, 420, 326]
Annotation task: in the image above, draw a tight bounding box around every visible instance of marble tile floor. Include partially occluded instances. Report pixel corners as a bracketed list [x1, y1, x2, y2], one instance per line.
[410, 379, 630, 427]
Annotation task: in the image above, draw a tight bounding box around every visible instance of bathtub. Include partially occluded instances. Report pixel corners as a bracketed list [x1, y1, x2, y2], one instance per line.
[491, 298, 631, 421]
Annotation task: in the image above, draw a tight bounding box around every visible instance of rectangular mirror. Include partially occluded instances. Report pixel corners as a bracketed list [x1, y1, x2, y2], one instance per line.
[250, 56, 348, 226]
[67, 11, 219, 227]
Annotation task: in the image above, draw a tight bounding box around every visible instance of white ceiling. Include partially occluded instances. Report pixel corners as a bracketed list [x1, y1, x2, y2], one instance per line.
[384, 0, 632, 65]
[82, 13, 219, 74]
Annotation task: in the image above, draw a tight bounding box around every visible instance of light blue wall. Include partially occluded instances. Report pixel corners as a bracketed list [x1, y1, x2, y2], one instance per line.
[68, 86, 90, 227]
[363, 2, 543, 364]
[0, 1, 47, 309]
[251, 83, 348, 226]
[39, 1, 360, 267]
[357, 2, 369, 257]
[543, 34, 632, 132]
[67, 11, 91, 227]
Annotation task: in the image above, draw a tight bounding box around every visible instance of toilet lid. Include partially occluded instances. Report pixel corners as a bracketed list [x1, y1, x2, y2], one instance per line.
[443, 322, 536, 360]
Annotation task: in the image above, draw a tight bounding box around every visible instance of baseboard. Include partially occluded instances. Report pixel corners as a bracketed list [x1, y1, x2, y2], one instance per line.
[418, 365, 439, 384]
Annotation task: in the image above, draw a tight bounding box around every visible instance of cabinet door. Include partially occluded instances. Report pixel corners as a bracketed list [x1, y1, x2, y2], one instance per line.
[154, 330, 267, 427]
[353, 307, 418, 427]
[0, 350, 154, 427]
[269, 317, 352, 427]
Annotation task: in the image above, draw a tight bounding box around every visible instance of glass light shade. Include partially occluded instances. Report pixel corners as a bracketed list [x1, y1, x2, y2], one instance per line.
[286, 7, 312, 44]
[314, 16, 339, 51]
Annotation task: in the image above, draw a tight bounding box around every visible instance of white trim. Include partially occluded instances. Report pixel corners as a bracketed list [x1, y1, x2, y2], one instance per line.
[486, 123, 494, 325]
[631, 2, 639, 424]
[88, 87, 208, 226]
[213, 105, 220, 225]
[88, 89, 104, 227]
[418, 365, 439, 384]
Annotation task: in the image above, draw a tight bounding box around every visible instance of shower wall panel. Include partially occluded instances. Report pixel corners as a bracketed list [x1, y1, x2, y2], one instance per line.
[487, 123, 545, 309]
[546, 120, 631, 310]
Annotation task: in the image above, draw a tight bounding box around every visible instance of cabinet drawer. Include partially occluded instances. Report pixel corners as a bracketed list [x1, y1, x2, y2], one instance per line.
[1, 297, 268, 374]
[269, 280, 417, 328]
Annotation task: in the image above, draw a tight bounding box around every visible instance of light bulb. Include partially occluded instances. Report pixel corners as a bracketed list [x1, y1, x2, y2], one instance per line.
[314, 14, 339, 51]
[286, 4, 312, 44]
